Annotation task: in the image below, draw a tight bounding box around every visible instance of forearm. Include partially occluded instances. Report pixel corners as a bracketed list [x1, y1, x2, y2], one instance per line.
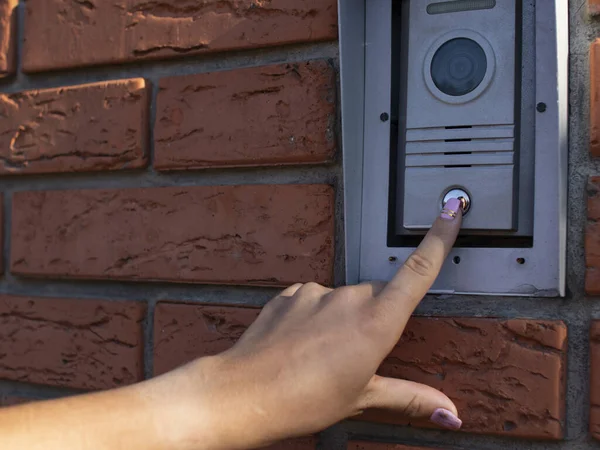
[0, 358, 219, 450]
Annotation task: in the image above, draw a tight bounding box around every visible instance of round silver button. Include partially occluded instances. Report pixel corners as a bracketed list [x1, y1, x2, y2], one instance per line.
[442, 188, 471, 215]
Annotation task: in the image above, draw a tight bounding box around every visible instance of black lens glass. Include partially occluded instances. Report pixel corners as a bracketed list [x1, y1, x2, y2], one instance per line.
[431, 38, 487, 96]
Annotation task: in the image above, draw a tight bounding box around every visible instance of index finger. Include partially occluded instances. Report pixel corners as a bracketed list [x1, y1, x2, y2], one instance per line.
[376, 198, 463, 325]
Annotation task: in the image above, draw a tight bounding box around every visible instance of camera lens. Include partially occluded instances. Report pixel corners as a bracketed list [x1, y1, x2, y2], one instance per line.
[431, 38, 487, 97]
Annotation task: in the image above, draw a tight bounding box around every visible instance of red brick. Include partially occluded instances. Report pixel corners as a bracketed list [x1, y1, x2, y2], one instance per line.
[153, 306, 565, 439]
[0, 295, 146, 390]
[364, 319, 566, 440]
[587, 177, 600, 294]
[590, 0, 600, 16]
[22, 0, 338, 72]
[11, 185, 334, 287]
[264, 437, 316, 449]
[591, 321, 600, 440]
[154, 61, 336, 170]
[0, 0, 16, 77]
[0, 79, 148, 175]
[154, 303, 260, 375]
[349, 443, 437, 450]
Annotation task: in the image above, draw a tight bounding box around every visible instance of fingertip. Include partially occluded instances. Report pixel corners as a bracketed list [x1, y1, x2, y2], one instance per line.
[440, 197, 463, 221]
[438, 198, 463, 228]
[430, 408, 463, 430]
[430, 197, 463, 249]
[361, 377, 461, 426]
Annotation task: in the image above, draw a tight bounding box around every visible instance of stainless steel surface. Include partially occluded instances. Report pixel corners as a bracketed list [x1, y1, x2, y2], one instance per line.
[338, 0, 366, 285]
[395, 0, 533, 238]
[404, 166, 514, 230]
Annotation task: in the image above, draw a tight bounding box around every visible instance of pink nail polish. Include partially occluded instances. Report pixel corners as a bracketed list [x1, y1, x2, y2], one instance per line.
[430, 408, 462, 430]
[441, 198, 461, 221]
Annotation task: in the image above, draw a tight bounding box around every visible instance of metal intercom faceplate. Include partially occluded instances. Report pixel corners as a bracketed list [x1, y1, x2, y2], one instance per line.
[402, 3, 517, 231]
[339, 0, 568, 296]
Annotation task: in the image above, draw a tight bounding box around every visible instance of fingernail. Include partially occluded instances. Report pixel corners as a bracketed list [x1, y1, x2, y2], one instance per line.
[440, 198, 461, 221]
[430, 408, 462, 430]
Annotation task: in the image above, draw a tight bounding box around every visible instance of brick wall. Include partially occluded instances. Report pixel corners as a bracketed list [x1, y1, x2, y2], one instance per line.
[0, 1, 596, 449]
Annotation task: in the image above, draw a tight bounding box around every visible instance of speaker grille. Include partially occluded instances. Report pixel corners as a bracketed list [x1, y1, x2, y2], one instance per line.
[427, 0, 496, 15]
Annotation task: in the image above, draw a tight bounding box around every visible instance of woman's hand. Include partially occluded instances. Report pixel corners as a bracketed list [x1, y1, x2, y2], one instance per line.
[195, 198, 464, 449]
[0, 199, 463, 450]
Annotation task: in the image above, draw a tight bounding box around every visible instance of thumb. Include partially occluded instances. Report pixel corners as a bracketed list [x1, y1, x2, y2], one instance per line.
[360, 375, 462, 430]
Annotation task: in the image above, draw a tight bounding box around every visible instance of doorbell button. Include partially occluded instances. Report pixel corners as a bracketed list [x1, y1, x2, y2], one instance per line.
[443, 188, 471, 215]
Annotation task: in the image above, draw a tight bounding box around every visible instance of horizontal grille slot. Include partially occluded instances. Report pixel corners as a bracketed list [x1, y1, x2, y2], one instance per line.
[405, 138, 514, 154]
[406, 151, 514, 167]
[406, 124, 514, 142]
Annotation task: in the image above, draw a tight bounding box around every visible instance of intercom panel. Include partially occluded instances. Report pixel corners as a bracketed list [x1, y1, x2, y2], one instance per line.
[338, 0, 568, 296]
[401, 2, 517, 232]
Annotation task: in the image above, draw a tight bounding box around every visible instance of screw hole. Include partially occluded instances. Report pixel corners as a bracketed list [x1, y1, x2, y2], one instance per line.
[380, 112, 389, 122]
[388, 256, 397, 262]
[516, 257, 526, 265]
[453, 256, 461, 265]
[536, 102, 547, 113]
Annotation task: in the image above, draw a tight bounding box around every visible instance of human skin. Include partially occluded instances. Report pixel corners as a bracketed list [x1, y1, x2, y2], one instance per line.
[0, 199, 464, 450]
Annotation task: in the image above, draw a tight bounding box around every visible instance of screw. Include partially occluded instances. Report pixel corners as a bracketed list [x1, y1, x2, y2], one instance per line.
[388, 256, 397, 262]
[380, 112, 389, 122]
[536, 102, 547, 113]
[453, 256, 461, 265]
[516, 258, 526, 265]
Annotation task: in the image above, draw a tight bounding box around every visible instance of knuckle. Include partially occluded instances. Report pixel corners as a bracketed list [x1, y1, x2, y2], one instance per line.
[333, 286, 361, 303]
[298, 281, 326, 296]
[281, 283, 303, 296]
[403, 252, 435, 278]
[401, 393, 425, 418]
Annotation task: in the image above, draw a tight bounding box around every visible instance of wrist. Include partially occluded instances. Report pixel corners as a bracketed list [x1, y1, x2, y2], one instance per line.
[140, 356, 226, 450]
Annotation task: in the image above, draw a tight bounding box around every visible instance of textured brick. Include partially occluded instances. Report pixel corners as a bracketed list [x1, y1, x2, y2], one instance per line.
[154, 306, 565, 439]
[591, 321, 600, 440]
[154, 61, 336, 170]
[11, 185, 334, 287]
[264, 437, 315, 449]
[349, 443, 437, 450]
[22, 0, 338, 72]
[154, 303, 260, 375]
[586, 177, 600, 294]
[0, 0, 16, 77]
[363, 319, 567, 440]
[0, 79, 148, 175]
[0, 295, 146, 390]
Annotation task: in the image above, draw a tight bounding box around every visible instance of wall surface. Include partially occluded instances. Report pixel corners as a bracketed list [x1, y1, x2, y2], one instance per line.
[0, 0, 598, 449]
